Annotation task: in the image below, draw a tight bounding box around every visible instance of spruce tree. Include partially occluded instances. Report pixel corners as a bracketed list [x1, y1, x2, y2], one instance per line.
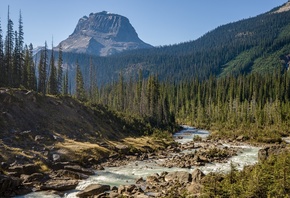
[117, 72, 124, 111]
[18, 10, 24, 86]
[38, 42, 48, 95]
[75, 61, 86, 101]
[13, 30, 20, 87]
[48, 45, 57, 95]
[89, 57, 97, 101]
[4, 6, 14, 86]
[57, 43, 63, 94]
[0, 18, 4, 86]
[63, 66, 69, 95]
[28, 43, 37, 91]
[23, 44, 29, 88]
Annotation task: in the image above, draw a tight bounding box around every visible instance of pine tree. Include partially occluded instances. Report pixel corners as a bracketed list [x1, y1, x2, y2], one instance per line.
[117, 72, 124, 111]
[89, 57, 97, 101]
[57, 43, 63, 94]
[23, 44, 29, 88]
[28, 43, 37, 90]
[63, 66, 69, 95]
[75, 61, 86, 101]
[38, 42, 48, 95]
[13, 30, 20, 87]
[18, 10, 24, 86]
[4, 6, 14, 86]
[0, 18, 4, 86]
[48, 44, 57, 95]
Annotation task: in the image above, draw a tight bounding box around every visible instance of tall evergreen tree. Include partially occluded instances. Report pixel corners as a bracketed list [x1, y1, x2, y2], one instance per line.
[75, 61, 86, 101]
[18, 10, 24, 86]
[23, 44, 29, 88]
[117, 72, 124, 111]
[88, 57, 98, 101]
[57, 43, 63, 94]
[28, 43, 37, 91]
[48, 44, 57, 95]
[38, 42, 48, 95]
[4, 6, 14, 86]
[13, 30, 21, 87]
[0, 18, 4, 86]
[63, 66, 69, 95]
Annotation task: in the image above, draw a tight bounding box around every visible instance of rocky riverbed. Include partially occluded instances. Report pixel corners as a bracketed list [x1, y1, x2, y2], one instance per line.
[4, 126, 278, 197]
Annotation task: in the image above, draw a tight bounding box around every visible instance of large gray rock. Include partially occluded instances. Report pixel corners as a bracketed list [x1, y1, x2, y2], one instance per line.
[64, 165, 95, 175]
[164, 171, 192, 184]
[40, 179, 79, 191]
[76, 184, 110, 198]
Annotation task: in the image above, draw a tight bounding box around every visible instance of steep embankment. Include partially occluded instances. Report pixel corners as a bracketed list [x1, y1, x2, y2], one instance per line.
[0, 88, 165, 166]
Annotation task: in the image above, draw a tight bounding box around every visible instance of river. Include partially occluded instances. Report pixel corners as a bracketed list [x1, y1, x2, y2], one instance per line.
[17, 126, 260, 198]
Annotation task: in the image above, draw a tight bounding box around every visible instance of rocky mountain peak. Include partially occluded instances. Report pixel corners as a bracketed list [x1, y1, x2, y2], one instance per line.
[59, 11, 152, 56]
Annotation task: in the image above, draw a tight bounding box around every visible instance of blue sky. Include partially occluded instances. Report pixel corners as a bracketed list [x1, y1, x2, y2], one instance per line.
[0, 0, 287, 48]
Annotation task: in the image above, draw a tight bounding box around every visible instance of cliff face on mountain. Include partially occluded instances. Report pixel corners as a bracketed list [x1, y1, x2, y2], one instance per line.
[59, 11, 152, 56]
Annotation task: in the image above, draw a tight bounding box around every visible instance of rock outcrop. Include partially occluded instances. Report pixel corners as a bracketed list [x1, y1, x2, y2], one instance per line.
[59, 11, 152, 56]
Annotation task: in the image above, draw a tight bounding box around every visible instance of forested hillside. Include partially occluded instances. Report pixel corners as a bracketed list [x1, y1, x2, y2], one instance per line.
[51, 4, 290, 89]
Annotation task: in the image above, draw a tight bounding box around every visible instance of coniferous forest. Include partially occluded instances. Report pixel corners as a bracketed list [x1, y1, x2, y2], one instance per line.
[0, 6, 290, 198]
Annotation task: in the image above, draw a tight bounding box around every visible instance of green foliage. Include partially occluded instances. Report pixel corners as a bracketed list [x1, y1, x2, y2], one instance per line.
[193, 135, 202, 142]
[152, 129, 172, 141]
[202, 152, 290, 198]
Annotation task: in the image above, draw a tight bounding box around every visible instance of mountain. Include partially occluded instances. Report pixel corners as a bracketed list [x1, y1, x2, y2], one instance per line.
[37, 2, 290, 89]
[58, 11, 153, 56]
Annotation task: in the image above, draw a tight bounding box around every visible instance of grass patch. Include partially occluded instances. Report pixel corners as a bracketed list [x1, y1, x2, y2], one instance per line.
[55, 139, 111, 163]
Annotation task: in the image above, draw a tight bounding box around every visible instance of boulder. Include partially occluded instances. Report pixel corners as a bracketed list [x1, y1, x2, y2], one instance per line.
[258, 148, 268, 162]
[191, 168, 205, 183]
[8, 164, 41, 176]
[76, 184, 110, 197]
[109, 191, 119, 198]
[115, 144, 130, 154]
[34, 135, 44, 141]
[64, 165, 95, 175]
[0, 174, 22, 192]
[51, 162, 71, 170]
[146, 175, 159, 184]
[164, 171, 192, 184]
[52, 154, 61, 162]
[54, 169, 90, 180]
[258, 145, 285, 162]
[21, 173, 46, 184]
[0, 174, 31, 196]
[118, 185, 126, 194]
[236, 135, 245, 141]
[40, 179, 79, 191]
[125, 184, 136, 193]
[136, 177, 145, 184]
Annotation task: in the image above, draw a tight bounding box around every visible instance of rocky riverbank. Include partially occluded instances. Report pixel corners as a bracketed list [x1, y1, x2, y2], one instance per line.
[0, 137, 241, 197]
[1, 131, 287, 197]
